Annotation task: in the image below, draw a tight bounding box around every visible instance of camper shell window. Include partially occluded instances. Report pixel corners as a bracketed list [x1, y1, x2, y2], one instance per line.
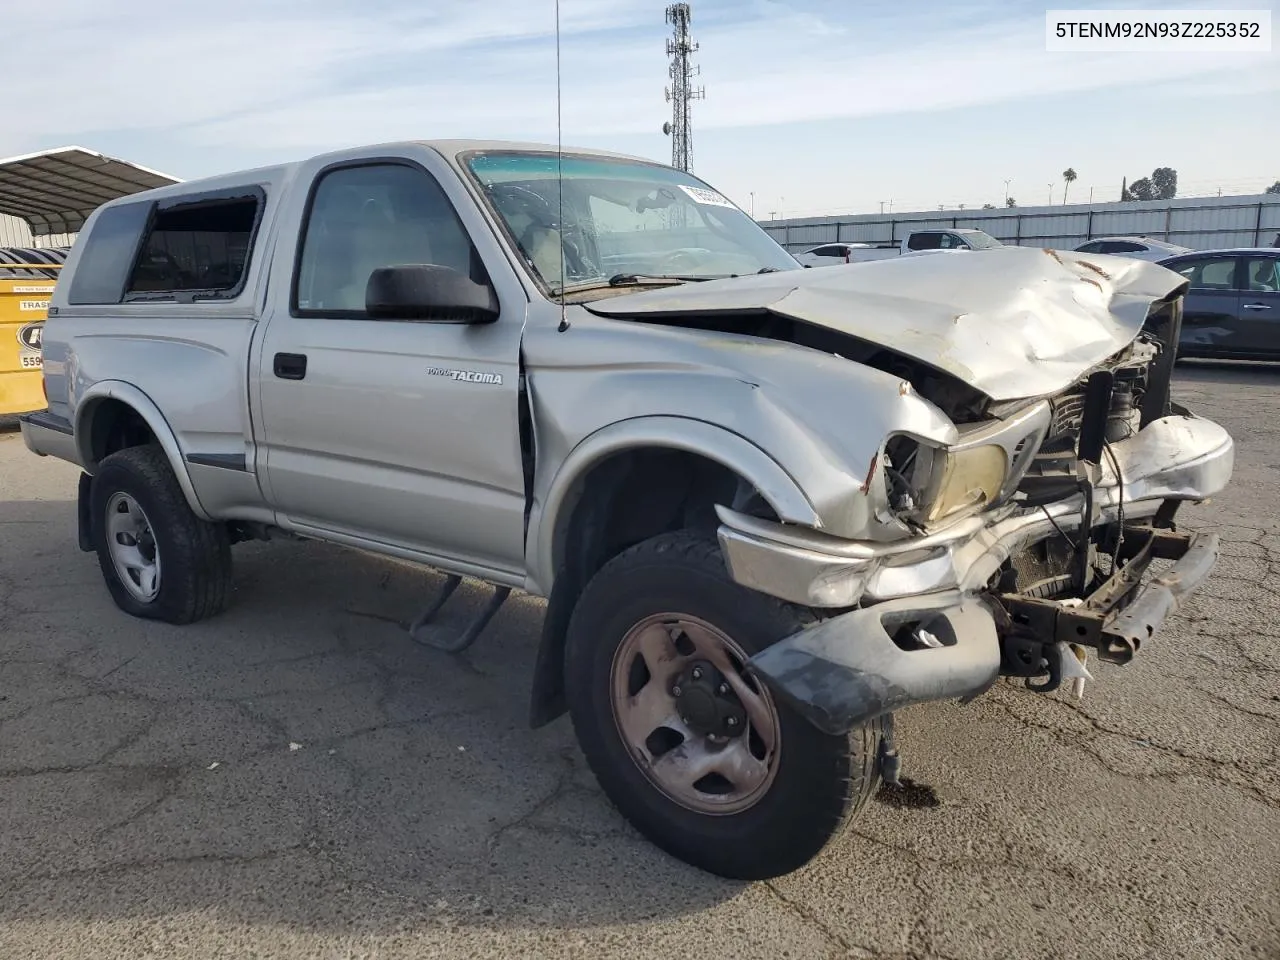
[124, 188, 265, 302]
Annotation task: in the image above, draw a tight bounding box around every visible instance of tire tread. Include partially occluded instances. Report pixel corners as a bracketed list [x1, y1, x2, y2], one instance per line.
[92, 444, 232, 624]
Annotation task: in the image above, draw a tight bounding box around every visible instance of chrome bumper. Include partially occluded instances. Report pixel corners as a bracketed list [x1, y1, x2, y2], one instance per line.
[716, 414, 1234, 609]
[19, 410, 81, 466]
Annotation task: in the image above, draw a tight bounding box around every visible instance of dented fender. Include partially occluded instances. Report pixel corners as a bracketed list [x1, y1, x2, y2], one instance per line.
[519, 305, 959, 592]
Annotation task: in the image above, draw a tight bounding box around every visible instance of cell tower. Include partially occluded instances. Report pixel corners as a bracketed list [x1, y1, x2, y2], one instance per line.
[663, 3, 704, 172]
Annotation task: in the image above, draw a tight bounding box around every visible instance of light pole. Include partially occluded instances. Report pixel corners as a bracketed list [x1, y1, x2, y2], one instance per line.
[1003, 179, 1012, 204]
[749, 192, 755, 217]
[1047, 183, 1054, 204]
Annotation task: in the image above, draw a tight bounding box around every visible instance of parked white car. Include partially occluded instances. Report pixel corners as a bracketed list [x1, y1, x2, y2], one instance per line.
[798, 229, 1004, 266]
[1073, 236, 1192, 261]
[793, 242, 874, 266]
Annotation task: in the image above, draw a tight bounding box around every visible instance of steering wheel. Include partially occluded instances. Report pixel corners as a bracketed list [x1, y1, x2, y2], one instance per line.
[518, 222, 591, 282]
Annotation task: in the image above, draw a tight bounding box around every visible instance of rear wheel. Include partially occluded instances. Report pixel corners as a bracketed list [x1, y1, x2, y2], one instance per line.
[90, 444, 232, 624]
[564, 530, 885, 880]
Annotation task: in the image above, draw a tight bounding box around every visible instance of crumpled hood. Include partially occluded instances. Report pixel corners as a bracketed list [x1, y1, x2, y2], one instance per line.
[584, 246, 1186, 401]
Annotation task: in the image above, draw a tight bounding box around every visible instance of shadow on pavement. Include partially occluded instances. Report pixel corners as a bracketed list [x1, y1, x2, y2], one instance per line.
[1174, 358, 1280, 388]
[0, 498, 743, 933]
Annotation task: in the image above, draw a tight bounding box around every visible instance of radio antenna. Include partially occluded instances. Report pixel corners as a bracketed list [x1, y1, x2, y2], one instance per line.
[555, 0, 570, 332]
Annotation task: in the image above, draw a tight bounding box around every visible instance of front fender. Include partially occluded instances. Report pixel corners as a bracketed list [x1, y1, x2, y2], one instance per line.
[73, 380, 212, 521]
[525, 416, 820, 595]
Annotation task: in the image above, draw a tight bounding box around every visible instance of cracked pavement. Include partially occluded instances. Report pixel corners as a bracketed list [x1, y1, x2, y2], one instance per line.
[1, 362, 1278, 960]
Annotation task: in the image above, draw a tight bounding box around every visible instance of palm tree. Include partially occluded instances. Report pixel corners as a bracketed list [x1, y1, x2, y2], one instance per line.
[1062, 167, 1078, 205]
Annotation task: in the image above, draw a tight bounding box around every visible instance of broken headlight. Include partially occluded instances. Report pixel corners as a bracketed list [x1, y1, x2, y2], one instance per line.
[920, 444, 1008, 521]
[883, 400, 1052, 527]
[885, 438, 1007, 524]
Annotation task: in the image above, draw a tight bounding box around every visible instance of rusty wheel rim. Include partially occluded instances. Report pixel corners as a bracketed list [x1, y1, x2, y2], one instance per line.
[609, 613, 782, 816]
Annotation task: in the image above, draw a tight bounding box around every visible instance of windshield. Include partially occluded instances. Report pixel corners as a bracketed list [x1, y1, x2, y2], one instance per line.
[960, 230, 1003, 250]
[463, 151, 800, 297]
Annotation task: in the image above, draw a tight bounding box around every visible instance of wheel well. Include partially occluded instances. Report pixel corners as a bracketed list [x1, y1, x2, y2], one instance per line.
[86, 399, 157, 467]
[529, 448, 778, 728]
[555, 448, 779, 589]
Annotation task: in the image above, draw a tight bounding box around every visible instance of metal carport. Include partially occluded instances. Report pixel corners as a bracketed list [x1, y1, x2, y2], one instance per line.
[0, 145, 180, 240]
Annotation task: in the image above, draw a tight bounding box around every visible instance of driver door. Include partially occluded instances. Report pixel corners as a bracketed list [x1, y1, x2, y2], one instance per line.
[254, 153, 529, 578]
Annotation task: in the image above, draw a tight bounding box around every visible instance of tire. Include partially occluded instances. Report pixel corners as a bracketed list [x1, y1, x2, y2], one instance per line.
[564, 530, 885, 880]
[90, 444, 233, 624]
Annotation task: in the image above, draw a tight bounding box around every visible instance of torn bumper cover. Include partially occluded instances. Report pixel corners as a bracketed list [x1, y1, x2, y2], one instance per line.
[749, 526, 1219, 735]
[720, 413, 1233, 735]
[748, 591, 1003, 736]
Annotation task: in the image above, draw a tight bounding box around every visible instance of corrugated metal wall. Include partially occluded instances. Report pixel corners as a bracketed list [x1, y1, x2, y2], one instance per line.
[0, 214, 75, 248]
[761, 194, 1280, 254]
[8, 191, 1280, 256]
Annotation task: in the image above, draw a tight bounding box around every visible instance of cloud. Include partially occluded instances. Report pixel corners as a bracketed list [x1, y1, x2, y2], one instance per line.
[2, 0, 1274, 172]
[0, 0, 645, 149]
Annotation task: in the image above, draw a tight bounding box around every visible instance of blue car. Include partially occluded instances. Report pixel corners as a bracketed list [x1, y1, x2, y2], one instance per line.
[1158, 248, 1280, 360]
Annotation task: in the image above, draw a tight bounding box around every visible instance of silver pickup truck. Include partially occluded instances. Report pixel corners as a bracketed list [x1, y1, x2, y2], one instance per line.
[21, 139, 1234, 880]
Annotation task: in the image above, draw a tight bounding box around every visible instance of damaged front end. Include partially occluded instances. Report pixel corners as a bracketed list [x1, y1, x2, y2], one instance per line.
[718, 291, 1235, 735]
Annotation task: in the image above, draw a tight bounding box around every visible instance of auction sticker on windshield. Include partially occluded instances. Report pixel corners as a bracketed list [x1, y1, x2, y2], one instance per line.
[678, 184, 737, 209]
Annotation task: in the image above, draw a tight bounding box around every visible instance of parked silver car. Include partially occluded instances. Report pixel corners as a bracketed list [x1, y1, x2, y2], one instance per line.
[21, 139, 1233, 879]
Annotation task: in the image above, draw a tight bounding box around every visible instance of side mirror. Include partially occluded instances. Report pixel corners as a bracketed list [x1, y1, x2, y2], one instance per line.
[365, 264, 499, 323]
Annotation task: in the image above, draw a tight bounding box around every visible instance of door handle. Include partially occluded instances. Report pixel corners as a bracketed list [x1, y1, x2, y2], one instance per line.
[273, 352, 308, 380]
[1241, 303, 1272, 311]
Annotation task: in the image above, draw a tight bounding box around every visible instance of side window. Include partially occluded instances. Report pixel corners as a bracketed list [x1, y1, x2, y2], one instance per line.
[1171, 257, 1237, 290]
[1242, 257, 1280, 292]
[67, 201, 152, 304]
[125, 192, 262, 300]
[907, 232, 942, 251]
[1077, 241, 1104, 253]
[1101, 241, 1144, 253]
[295, 162, 481, 315]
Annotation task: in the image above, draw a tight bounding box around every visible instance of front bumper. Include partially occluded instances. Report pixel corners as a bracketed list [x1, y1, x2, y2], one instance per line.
[749, 525, 1219, 734]
[717, 413, 1234, 735]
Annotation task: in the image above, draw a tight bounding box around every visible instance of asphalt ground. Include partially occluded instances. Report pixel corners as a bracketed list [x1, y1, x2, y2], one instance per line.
[0, 362, 1277, 960]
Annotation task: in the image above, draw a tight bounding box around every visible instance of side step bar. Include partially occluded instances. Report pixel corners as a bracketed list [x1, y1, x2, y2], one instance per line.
[407, 574, 511, 654]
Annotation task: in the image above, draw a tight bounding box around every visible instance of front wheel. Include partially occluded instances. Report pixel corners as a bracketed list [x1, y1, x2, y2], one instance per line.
[564, 531, 886, 880]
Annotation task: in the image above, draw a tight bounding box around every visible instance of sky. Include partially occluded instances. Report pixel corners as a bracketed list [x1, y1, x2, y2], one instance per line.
[2, 0, 1277, 218]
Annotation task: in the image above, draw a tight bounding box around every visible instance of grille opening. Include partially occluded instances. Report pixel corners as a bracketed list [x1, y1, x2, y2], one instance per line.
[1016, 340, 1154, 504]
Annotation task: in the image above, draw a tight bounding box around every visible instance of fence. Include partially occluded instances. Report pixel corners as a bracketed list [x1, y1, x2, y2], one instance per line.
[10, 193, 1280, 257]
[759, 193, 1280, 254]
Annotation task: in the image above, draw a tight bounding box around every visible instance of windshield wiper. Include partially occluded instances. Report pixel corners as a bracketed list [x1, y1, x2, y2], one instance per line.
[607, 273, 720, 286]
[549, 272, 726, 298]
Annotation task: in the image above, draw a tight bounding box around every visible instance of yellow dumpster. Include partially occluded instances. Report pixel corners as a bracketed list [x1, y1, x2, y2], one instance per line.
[0, 247, 66, 416]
